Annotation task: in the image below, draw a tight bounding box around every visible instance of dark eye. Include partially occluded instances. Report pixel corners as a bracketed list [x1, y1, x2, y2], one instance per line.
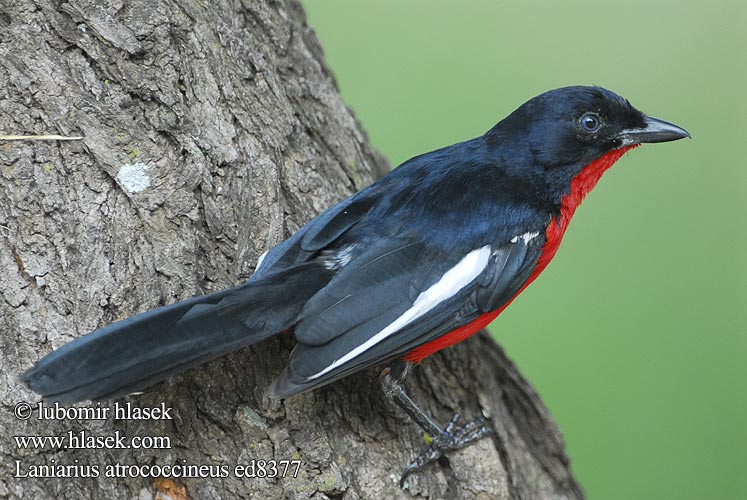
[579, 112, 601, 133]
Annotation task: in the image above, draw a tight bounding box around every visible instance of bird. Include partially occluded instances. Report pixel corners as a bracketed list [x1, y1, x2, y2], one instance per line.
[22, 86, 689, 483]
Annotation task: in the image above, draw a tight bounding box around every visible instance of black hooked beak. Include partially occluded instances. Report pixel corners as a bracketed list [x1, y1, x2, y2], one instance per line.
[618, 116, 691, 146]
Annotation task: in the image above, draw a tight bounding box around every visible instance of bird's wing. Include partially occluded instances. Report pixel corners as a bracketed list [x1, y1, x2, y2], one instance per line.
[269, 231, 546, 398]
[251, 189, 379, 281]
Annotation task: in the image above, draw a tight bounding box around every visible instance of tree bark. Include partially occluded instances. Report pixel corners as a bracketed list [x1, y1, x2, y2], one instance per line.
[0, 1, 583, 499]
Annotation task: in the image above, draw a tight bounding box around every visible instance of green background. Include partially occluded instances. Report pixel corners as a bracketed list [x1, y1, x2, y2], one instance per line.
[302, 1, 746, 499]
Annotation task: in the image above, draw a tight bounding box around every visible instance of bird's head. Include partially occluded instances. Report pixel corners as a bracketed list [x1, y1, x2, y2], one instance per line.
[485, 86, 690, 170]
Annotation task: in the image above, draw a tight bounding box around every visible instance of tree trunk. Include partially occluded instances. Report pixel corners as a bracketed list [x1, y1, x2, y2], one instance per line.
[0, 1, 583, 498]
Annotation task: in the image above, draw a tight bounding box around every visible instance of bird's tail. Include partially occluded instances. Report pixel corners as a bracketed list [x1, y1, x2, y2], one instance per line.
[22, 262, 332, 403]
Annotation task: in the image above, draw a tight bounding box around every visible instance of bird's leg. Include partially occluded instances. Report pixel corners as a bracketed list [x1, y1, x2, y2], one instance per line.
[380, 360, 492, 486]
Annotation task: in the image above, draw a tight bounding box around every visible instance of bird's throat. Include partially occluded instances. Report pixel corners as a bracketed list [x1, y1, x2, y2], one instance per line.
[536, 144, 639, 275]
[561, 144, 638, 223]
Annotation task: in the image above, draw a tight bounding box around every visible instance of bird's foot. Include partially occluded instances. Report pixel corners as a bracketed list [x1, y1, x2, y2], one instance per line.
[400, 411, 492, 487]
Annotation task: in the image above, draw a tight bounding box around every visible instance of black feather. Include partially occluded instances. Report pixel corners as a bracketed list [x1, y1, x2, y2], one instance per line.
[22, 262, 334, 402]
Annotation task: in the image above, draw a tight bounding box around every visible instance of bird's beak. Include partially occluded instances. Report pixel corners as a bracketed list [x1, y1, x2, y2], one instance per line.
[618, 116, 691, 146]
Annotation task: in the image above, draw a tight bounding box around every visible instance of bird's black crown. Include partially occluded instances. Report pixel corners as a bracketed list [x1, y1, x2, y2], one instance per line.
[486, 86, 648, 168]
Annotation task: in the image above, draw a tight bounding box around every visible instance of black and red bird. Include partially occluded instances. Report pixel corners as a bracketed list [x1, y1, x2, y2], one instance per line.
[23, 86, 689, 480]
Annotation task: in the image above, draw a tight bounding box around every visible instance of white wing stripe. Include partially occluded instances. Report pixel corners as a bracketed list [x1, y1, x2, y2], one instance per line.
[254, 250, 269, 273]
[510, 231, 539, 244]
[306, 245, 492, 380]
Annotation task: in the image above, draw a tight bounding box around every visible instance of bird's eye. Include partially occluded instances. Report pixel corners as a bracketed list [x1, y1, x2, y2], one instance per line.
[579, 112, 601, 133]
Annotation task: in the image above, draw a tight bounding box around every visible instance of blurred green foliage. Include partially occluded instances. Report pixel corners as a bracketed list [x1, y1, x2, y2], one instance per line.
[302, 1, 746, 499]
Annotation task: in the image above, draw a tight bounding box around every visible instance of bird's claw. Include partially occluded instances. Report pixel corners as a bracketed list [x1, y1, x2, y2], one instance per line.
[399, 413, 492, 487]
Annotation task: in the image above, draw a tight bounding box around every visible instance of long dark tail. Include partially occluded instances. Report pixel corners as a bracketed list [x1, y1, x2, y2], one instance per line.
[22, 262, 332, 403]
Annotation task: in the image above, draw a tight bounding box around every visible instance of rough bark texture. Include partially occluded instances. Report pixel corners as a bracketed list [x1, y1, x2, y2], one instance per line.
[0, 1, 584, 499]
